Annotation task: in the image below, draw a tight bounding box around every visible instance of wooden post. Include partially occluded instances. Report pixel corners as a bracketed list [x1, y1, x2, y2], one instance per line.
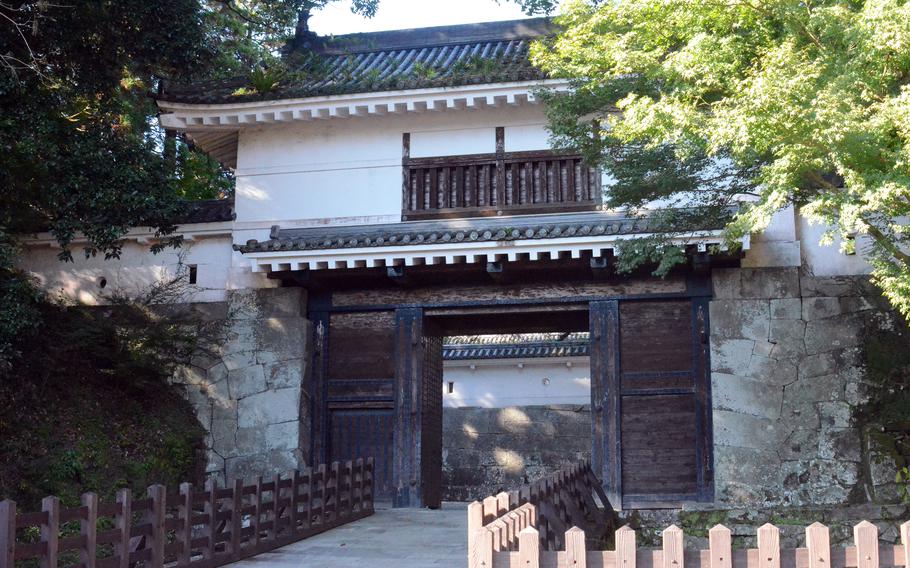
[203, 479, 217, 560]
[146, 485, 166, 568]
[354, 459, 364, 512]
[179, 483, 193, 565]
[469, 528, 492, 568]
[900, 521, 910, 568]
[115, 489, 131, 568]
[231, 478, 243, 554]
[330, 462, 340, 521]
[80, 492, 98, 568]
[709, 524, 732, 568]
[288, 470, 300, 535]
[41, 496, 60, 568]
[853, 521, 878, 568]
[806, 522, 831, 568]
[344, 460, 354, 518]
[496, 492, 510, 517]
[616, 525, 636, 568]
[495, 126, 506, 207]
[402, 132, 411, 218]
[271, 474, 282, 539]
[519, 526, 540, 568]
[566, 527, 587, 568]
[302, 467, 313, 529]
[662, 525, 684, 568]
[253, 475, 263, 547]
[0, 501, 16, 568]
[317, 464, 327, 525]
[482, 496, 498, 524]
[467, 501, 484, 557]
[757, 523, 780, 568]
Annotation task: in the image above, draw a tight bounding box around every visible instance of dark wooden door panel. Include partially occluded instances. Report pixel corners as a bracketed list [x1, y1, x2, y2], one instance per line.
[620, 394, 698, 496]
[620, 300, 693, 374]
[328, 311, 396, 380]
[329, 409, 394, 499]
[421, 336, 444, 509]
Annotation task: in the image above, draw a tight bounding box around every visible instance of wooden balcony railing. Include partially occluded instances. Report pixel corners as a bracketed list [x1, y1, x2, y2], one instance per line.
[402, 150, 602, 221]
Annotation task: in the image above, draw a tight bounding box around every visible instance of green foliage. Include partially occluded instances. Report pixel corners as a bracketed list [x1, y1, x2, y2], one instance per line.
[0, 268, 220, 508]
[532, 0, 910, 313]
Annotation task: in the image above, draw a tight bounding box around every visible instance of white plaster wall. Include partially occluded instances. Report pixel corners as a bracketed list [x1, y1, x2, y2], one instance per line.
[232, 104, 556, 243]
[443, 356, 591, 408]
[18, 236, 244, 304]
[798, 217, 873, 276]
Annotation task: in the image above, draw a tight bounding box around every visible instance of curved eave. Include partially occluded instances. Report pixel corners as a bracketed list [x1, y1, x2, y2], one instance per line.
[240, 230, 742, 273]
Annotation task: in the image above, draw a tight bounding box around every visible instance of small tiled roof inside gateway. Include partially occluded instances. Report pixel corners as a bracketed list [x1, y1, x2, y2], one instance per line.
[157, 18, 555, 104]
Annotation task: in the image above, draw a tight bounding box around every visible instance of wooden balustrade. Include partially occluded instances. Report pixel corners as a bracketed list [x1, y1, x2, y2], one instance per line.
[0, 458, 374, 568]
[468, 461, 617, 554]
[403, 150, 602, 220]
[469, 520, 910, 568]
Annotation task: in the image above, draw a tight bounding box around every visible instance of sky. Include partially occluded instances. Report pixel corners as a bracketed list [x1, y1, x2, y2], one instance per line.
[308, 0, 537, 35]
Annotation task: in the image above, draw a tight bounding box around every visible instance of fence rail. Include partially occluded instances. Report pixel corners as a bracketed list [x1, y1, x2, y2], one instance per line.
[468, 461, 616, 554]
[470, 520, 910, 568]
[0, 458, 374, 568]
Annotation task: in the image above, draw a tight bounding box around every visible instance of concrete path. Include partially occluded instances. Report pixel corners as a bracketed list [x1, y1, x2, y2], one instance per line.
[230, 502, 467, 568]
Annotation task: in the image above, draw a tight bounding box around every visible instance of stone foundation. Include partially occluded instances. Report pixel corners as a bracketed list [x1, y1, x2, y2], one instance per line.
[442, 404, 591, 501]
[172, 288, 310, 483]
[709, 267, 903, 507]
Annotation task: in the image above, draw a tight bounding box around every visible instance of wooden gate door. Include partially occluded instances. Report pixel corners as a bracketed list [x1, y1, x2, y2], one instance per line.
[319, 310, 397, 500]
[590, 296, 712, 508]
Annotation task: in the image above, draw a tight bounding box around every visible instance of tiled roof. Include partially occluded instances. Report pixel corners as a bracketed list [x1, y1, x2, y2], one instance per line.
[174, 199, 234, 225]
[234, 210, 720, 254]
[446, 332, 588, 345]
[443, 339, 589, 361]
[157, 18, 554, 104]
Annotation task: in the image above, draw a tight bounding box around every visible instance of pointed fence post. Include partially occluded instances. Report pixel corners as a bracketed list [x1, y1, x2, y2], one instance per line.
[146, 485, 166, 568]
[468, 501, 484, 556]
[253, 475, 263, 547]
[853, 521, 878, 568]
[519, 526, 540, 568]
[709, 524, 731, 568]
[483, 496, 498, 524]
[566, 526, 587, 568]
[470, 528, 493, 568]
[288, 469, 300, 534]
[806, 522, 831, 568]
[616, 525, 636, 568]
[80, 492, 98, 568]
[663, 525, 684, 568]
[757, 523, 780, 568]
[115, 489, 132, 568]
[900, 521, 910, 568]
[0, 500, 16, 568]
[203, 479, 217, 560]
[178, 483, 193, 566]
[496, 492, 510, 517]
[231, 478, 243, 554]
[41, 495, 60, 568]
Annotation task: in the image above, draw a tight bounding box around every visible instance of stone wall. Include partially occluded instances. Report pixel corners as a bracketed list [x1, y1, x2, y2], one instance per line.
[442, 404, 591, 501]
[172, 287, 310, 484]
[709, 267, 902, 508]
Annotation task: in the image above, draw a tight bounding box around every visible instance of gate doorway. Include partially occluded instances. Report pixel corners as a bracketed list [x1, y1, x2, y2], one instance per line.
[305, 268, 713, 509]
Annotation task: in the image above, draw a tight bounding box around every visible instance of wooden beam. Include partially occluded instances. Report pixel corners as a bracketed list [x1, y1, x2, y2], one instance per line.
[393, 308, 425, 508]
[387, 265, 410, 285]
[589, 300, 621, 506]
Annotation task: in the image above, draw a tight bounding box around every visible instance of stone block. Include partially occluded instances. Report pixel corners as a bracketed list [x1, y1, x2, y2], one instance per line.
[264, 360, 304, 390]
[817, 401, 853, 429]
[712, 373, 782, 419]
[712, 269, 742, 299]
[799, 353, 837, 379]
[711, 338, 756, 375]
[254, 288, 305, 319]
[779, 428, 821, 460]
[769, 319, 807, 357]
[713, 409, 777, 449]
[802, 297, 842, 321]
[234, 426, 268, 455]
[800, 275, 860, 298]
[225, 449, 300, 481]
[771, 298, 802, 319]
[739, 268, 800, 299]
[746, 354, 799, 385]
[228, 364, 268, 399]
[818, 428, 860, 461]
[266, 421, 300, 451]
[804, 314, 863, 355]
[255, 317, 307, 359]
[781, 375, 841, 418]
[237, 387, 300, 428]
[710, 300, 771, 341]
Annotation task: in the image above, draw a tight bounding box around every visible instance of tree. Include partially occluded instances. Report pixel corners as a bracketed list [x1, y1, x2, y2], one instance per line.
[530, 0, 910, 316]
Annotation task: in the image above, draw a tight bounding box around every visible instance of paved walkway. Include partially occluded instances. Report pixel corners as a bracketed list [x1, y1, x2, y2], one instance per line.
[230, 502, 467, 568]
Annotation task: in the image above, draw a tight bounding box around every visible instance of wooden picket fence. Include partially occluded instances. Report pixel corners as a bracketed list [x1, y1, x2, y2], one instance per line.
[0, 458, 374, 568]
[469, 519, 910, 568]
[467, 461, 616, 554]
